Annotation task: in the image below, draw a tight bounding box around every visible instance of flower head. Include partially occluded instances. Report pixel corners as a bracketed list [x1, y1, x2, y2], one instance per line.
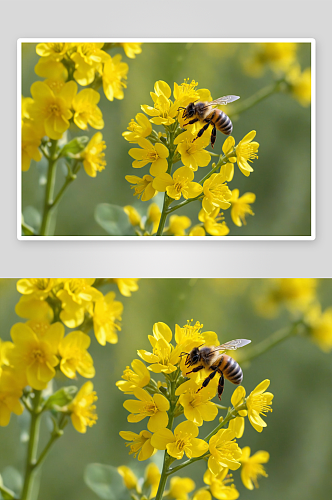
[36, 42, 71, 61]
[124, 387, 169, 431]
[230, 189, 255, 226]
[203, 468, 239, 500]
[126, 174, 157, 202]
[286, 64, 311, 107]
[177, 379, 218, 426]
[239, 446, 269, 490]
[57, 279, 103, 328]
[166, 476, 196, 500]
[202, 173, 232, 214]
[208, 428, 242, 475]
[174, 130, 211, 171]
[116, 359, 150, 394]
[198, 208, 229, 236]
[305, 304, 332, 352]
[117, 465, 138, 490]
[138, 322, 180, 374]
[71, 43, 110, 86]
[17, 278, 56, 299]
[246, 380, 273, 432]
[164, 215, 191, 236]
[121, 43, 142, 59]
[72, 89, 104, 130]
[68, 381, 98, 433]
[151, 420, 208, 460]
[113, 278, 140, 297]
[141, 81, 176, 126]
[81, 132, 107, 177]
[222, 131, 259, 177]
[119, 429, 155, 461]
[102, 54, 128, 101]
[129, 138, 169, 176]
[153, 166, 203, 201]
[93, 291, 123, 345]
[0, 369, 24, 426]
[123, 113, 153, 143]
[59, 331, 95, 379]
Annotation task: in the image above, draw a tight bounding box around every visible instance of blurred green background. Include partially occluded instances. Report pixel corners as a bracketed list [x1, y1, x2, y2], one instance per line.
[21, 42, 312, 236]
[1, 278, 331, 500]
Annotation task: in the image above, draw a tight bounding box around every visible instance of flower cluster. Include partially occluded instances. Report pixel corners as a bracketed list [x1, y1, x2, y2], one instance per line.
[0, 278, 139, 431]
[123, 79, 258, 236]
[22, 42, 142, 174]
[118, 320, 273, 498]
[242, 43, 311, 107]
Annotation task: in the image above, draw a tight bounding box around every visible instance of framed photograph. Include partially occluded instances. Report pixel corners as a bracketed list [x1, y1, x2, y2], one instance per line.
[18, 39, 315, 239]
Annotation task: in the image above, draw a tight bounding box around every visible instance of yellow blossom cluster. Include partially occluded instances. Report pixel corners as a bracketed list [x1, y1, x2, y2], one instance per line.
[123, 79, 258, 236]
[117, 320, 273, 497]
[22, 42, 142, 173]
[0, 278, 139, 432]
[242, 43, 311, 107]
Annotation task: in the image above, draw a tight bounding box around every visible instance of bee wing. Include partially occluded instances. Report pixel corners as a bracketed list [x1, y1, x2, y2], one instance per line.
[208, 95, 240, 106]
[206, 339, 251, 356]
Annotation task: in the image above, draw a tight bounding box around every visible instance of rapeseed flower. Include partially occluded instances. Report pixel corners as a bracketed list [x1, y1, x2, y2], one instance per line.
[93, 291, 123, 345]
[174, 130, 211, 171]
[126, 174, 157, 201]
[72, 89, 104, 130]
[153, 166, 203, 201]
[286, 64, 311, 107]
[17, 278, 57, 299]
[0, 370, 24, 426]
[230, 189, 255, 226]
[151, 420, 208, 460]
[68, 381, 98, 433]
[305, 303, 332, 352]
[57, 279, 103, 328]
[129, 138, 169, 176]
[164, 215, 191, 236]
[123, 113, 152, 143]
[198, 208, 230, 236]
[124, 205, 142, 229]
[59, 331, 95, 379]
[121, 43, 142, 59]
[81, 132, 107, 177]
[202, 173, 232, 214]
[203, 468, 239, 500]
[208, 428, 242, 475]
[71, 43, 110, 86]
[102, 54, 128, 101]
[166, 476, 196, 500]
[21, 122, 43, 171]
[147, 203, 161, 234]
[177, 379, 218, 426]
[36, 42, 71, 61]
[145, 462, 160, 498]
[113, 278, 140, 297]
[223, 132, 259, 177]
[124, 387, 169, 431]
[119, 429, 155, 461]
[246, 380, 273, 432]
[118, 465, 138, 490]
[116, 359, 150, 394]
[239, 446, 269, 489]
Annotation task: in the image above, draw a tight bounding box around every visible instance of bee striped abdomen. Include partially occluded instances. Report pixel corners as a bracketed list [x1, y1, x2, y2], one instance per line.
[215, 111, 233, 135]
[219, 355, 243, 385]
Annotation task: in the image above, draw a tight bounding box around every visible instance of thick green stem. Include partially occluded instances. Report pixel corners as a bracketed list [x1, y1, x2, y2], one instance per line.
[39, 140, 58, 236]
[21, 391, 42, 500]
[231, 79, 285, 119]
[237, 321, 303, 364]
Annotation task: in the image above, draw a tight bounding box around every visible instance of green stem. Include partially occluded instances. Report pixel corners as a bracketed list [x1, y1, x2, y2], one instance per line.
[237, 320, 303, 364]
[40, 140, 58, 236]
[231, 79, 285, 119]
[21, 391, 42, 500]
[156, 128, 177, 236]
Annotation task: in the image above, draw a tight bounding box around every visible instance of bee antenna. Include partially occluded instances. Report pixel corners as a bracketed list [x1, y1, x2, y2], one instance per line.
[177, 106, 185, 111]
[179, 351, 189, 357]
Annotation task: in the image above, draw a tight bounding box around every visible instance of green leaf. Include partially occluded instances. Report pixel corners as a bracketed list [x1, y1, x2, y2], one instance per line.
[0, 468, 21, 499]
[84, 464, 130, 500]
[22, 206, 41, 233]
[59, 136, 89, 157]
[44, 386, 78, 409]
[95, 204, 134, 236]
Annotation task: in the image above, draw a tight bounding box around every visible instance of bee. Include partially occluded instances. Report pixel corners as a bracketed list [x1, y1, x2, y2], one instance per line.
[183, 338, 251, 400]
[178, 95, 240, 148]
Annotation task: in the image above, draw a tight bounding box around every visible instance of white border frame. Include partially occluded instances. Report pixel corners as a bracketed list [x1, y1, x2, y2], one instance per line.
[18, 38, 316, 241]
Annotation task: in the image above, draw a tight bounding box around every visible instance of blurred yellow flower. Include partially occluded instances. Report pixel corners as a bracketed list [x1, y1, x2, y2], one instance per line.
[123, 113, 153, 143]
[286, 65, 311, 107]
[15, 295, 54, 322]
[166, 476, 195, 500]
[36, 42, 71, 61]
[189, 225, 206, 236]
[113, 278, 140, 297]
[145, 462, 160, 498]
[119, 429, 155, 461]
[124, 387, 169, 431]
[21, 122, 43, 172]
[121, 43, 142, 59]
[116, 359, 150, 394]
[177, 379, 218, 426]
[243, 43, 298, 77]
[17, 278, 56, 299]
[153, 166, 203, 201]
[124, 206, 142, 228]
[72, 89, 104, 130]
[246, 379, 273, 433]
[59, 331, 95, 379]
[198, 208, 229, 236]
[129, 138, 169, 176]
[93, 291, 123, 345]
[305, 303, 332, 352]
[102, 54, 128, 101]
[239, 446, 269, 490]
[208, 428, 242, 475]
[81, 132, 107, 178]
[164, 215, 191, 236]
[57, 278, 103, 328]
[68, 381, 98, 433]
[147, 203, 161, 234]
[203, 468, 239, 500]
[193, 490, 211, 500]
[138, 322, 180, 374]
[151, 420, 208, 460]
[0, 370, 24, 426]
[118, 465, 138, 490]
[230, 189, 255, 227]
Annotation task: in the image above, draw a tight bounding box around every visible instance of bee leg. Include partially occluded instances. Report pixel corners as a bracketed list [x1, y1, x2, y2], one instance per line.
[183, 118, 199, 126]
[186, 365, 204, 375]
[197, 369, 218, 393]
[211, 125, 217, 149]
[193, 121, 211, 142]
[217, 373, 225, 400]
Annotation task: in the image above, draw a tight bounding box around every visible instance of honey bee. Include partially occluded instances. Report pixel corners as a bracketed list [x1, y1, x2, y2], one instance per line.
[183, 338, 251, 399]
[178, 95, 240, 148]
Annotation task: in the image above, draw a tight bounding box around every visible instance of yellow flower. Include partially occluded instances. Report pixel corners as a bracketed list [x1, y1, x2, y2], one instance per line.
[202, 173, 232, 214]
[72, 89, 104, 130]
[34, 58, 68, 80]
[166, 477, 195, 500]
[8, 322, 64, 390]
[286, 64, 311, 107]
[153, 166, 203, 201]
[17, 278, 56, 299]
[28, 80, 77, 140]
[121, 43, 142, 59]
[129, 138, 169, 176]
[59, 331, 95, 379]
[228, 416, 245, 439]
[230, 189, 255, 226]
[189, 225, 206, 236]
[138, 323, 180, 374]
[102, 54, 128, 101]
[177, 379, 218, 426]
[305, 304, 332, 352]
[123, 113, 152, 143]
[223, 131, 259, 177]
[0, 369, 24, 426]
[113, 278, 140, 297]
[118, 465, 138, 490]
[145, 462, 160, 498]
[141, 81, 176, 126]
[57, 278, 103, 328]
[174, 79, 212, 125]
[124, 206, 142, 228]
[68, 381, 98, 433]
[239, 446, 269, 490]
[124, 387, 169, 432]
[208, 429, 242, 475]
[198, 208, 229, 236]
[81, 132, 106, 177]
[193, 490, 211, 500]
[93, 291, 123, 345]
[36, 42, 71, 61]
[164, 215, 191, 236]
[119, 429, 155, 461]
[151, 420, 208, 460]
[71, 43, 110, 86]
[243, 43, 298, 77]
[116, 359, 150, 394]
[203, 468, 239, 500]
[15, 296, 54, 322]
[246, 380, 273, 432]
[21, 122, 43, 172]
[126, 174, 157, 201]
[147, 203, 161, 234]
[174, 130, 211, 171]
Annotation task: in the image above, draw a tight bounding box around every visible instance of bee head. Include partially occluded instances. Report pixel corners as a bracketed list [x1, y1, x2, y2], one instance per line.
[178, 102, 196, 120]
[185, 346, 201, 367]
